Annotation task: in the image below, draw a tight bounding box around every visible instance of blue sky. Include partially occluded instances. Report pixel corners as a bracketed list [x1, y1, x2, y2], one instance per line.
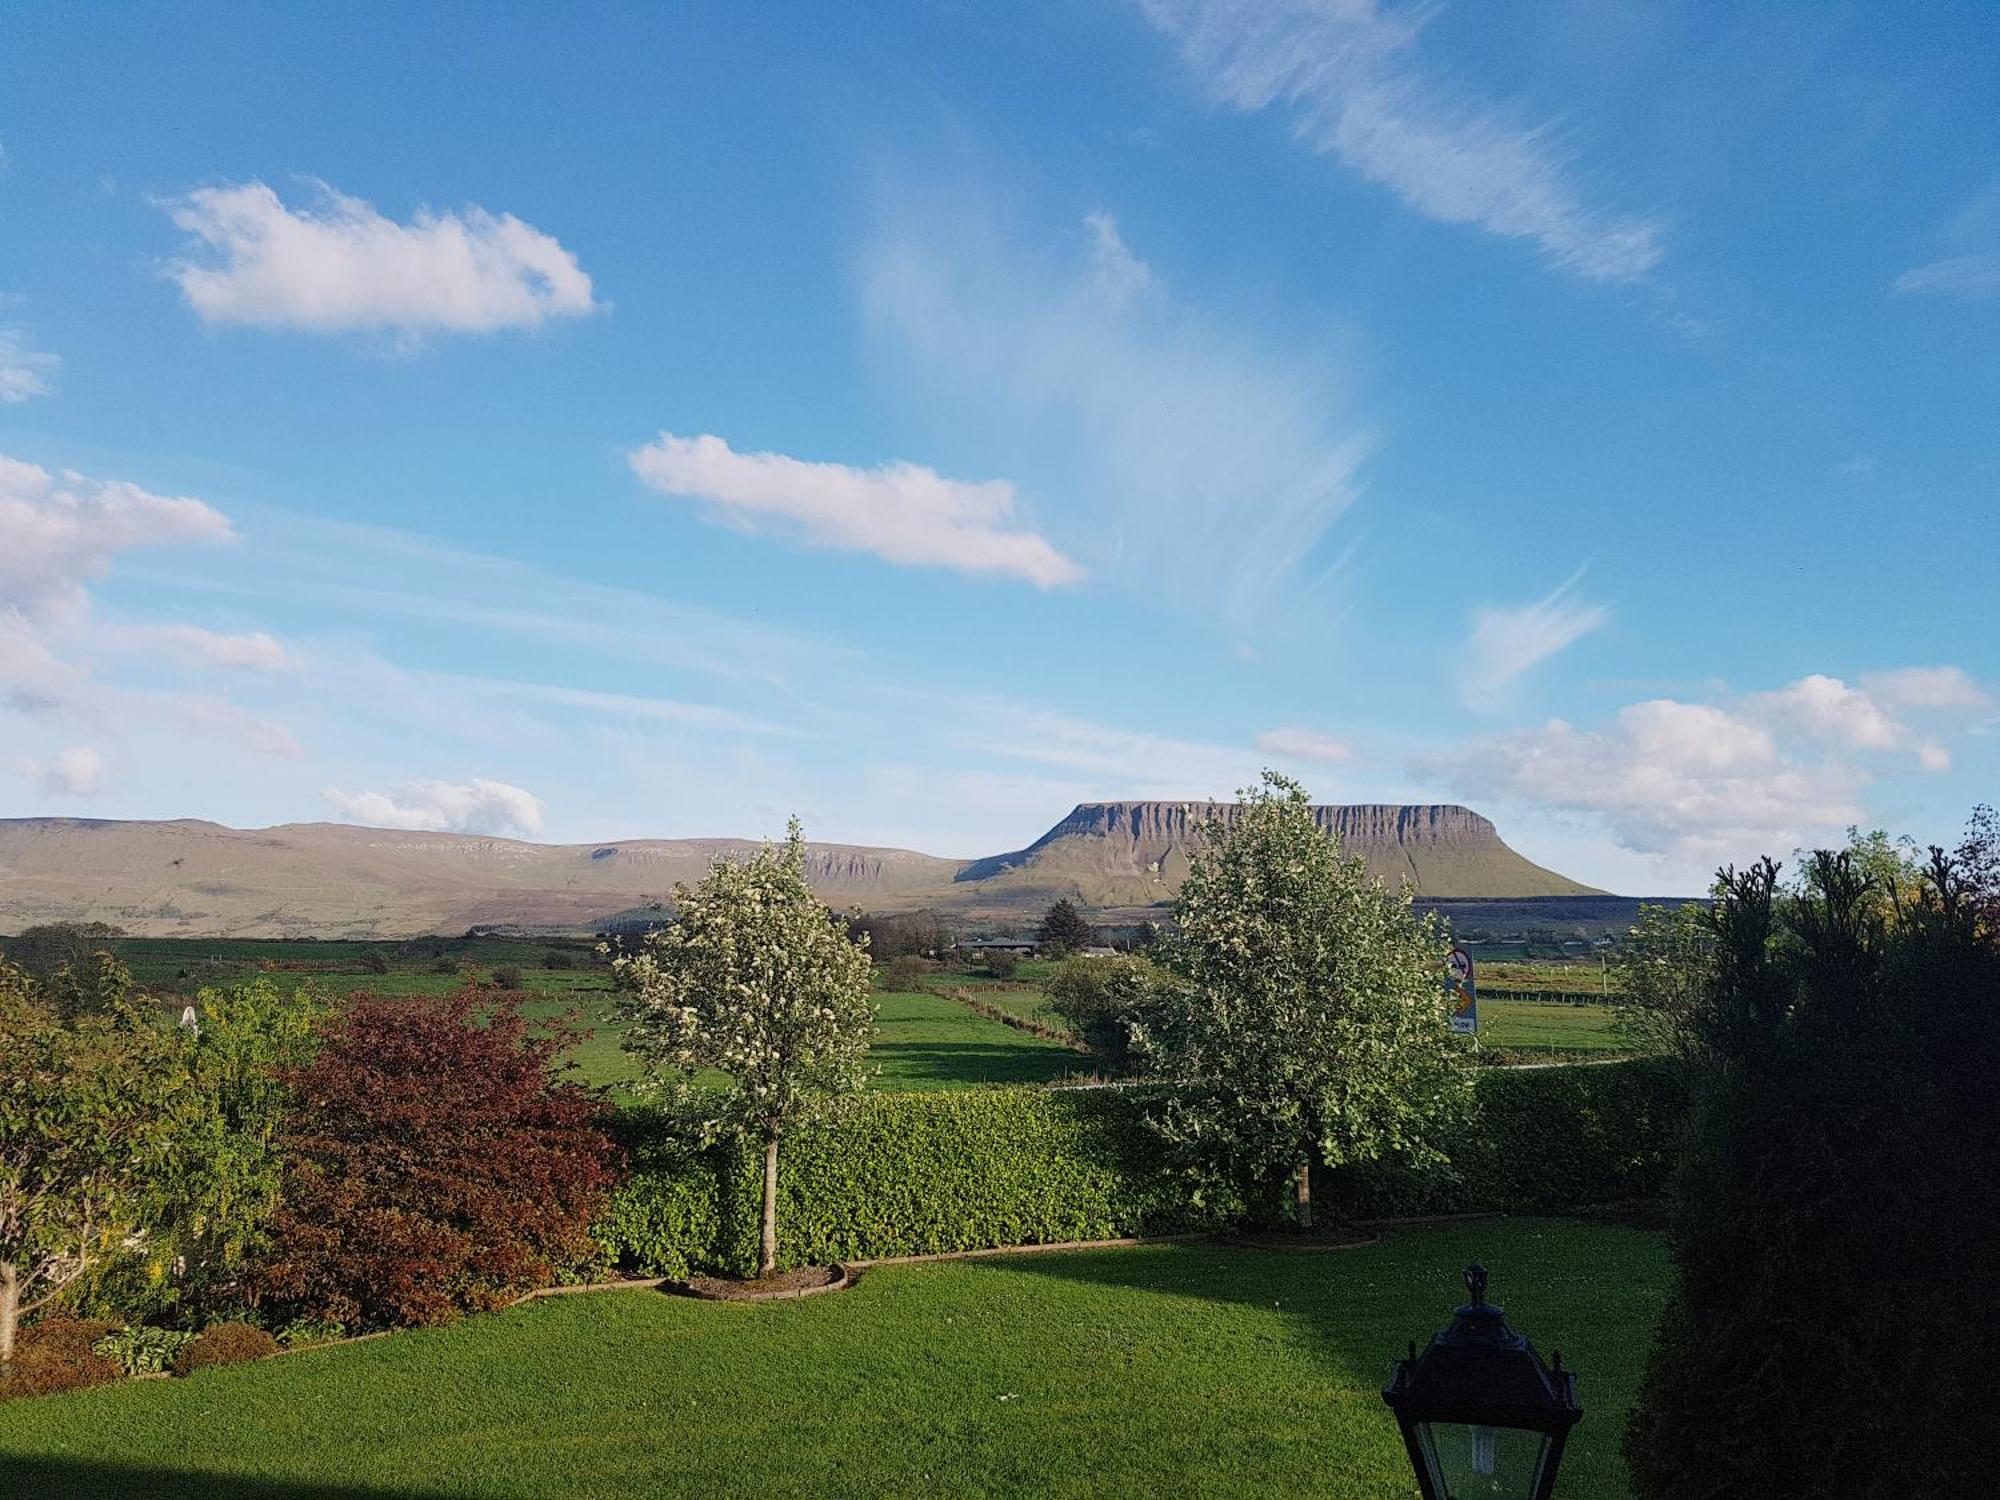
[2, 1, 1995, 893]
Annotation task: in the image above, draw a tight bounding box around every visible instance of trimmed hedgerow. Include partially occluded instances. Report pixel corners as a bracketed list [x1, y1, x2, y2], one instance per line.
[1319, 1057, 1689, 1218]
[596, 1088, 1227, 1278]
[596, 1061, 1684, 1278]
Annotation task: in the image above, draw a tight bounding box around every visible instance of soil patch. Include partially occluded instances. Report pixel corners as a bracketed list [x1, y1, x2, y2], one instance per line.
[679, 1265, 853, 1302]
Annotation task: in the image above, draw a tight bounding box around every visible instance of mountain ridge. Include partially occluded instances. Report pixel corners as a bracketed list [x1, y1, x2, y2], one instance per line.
[0, 800, 1602, 938]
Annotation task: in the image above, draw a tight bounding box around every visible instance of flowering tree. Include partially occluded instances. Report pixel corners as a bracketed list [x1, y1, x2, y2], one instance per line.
[0, 962, 182, 1363]
[614, 820, 875, 1277]
[1131, 773, 1473, 1230]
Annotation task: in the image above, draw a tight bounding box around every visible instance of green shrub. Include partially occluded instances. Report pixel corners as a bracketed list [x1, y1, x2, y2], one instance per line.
[172, 1321, 279, 1376]
[491, 965, 524, 990]
[979, 949, 1020, 980]
[543, 949, 576, 971]
[1319, 1058, 1688, 1218]
[358, 948, 391, 975]
[879, 954, 937, 991]
[0, 1318, 123, 1400]
[596, 1060, 1685, 1278]
[273, 1318, 346, 1349]
[91, 1325, 200, 1377]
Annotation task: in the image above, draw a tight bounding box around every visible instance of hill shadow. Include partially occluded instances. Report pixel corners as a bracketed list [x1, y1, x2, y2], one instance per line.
[0, 1458, 461, 1500]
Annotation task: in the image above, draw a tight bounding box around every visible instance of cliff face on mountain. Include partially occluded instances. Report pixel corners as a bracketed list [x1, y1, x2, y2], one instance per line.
[956, 800, 1599, 907]
[0, 799, 1599, 938]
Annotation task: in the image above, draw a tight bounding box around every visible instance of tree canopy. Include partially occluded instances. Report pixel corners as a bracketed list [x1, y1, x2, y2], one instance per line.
[0, 960, 183, 1363]
[1036, 899, 1093, 956]
[1131, 773, 1473, 1229]
[614, 819, 875, 1276]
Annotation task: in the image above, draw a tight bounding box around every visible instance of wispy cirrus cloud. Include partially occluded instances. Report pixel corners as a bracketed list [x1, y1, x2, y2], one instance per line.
[1255, 726, 1354, 764]
[1895, 179, 2000, 300]
[0, 328, 58, 402]
[628, 432, 1081, 587]
[862, 200, 1371, 628]
[1461, 571, 1608, 707]
[111, 624, 297, 672]
[1895, 256, 2000, 299]
[163, 180, 599, 337]
[0, 453, 304, 769]
[1142, 0, 1662, 282]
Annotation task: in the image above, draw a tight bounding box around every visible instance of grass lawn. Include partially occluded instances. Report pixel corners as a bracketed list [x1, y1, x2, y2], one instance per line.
[1479, 1001, 1626, 1057]
[868, 991, 1082, 1089]
[0, 1219, 1665, 1499]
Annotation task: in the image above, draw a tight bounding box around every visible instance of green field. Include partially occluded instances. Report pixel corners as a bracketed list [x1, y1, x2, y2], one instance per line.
[1478, 1000, 1626, 1057]
[54, 939, 1636, 1090]
[1474, 959, 1620, 997]
[0, 1219, 1665, 1499]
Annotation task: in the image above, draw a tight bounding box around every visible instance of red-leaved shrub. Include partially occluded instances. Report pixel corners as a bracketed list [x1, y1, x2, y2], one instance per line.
[256, 988, 620, 1330]
[171, 1320, 278, 1375]
[0, 1317, 121, 1400]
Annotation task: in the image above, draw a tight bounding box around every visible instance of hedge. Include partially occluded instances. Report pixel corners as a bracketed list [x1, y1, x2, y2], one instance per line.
[1319, 1058, 1687, 1217]
[597, 1089, 1225, 1279]
[595, 1060, 1686, 1278]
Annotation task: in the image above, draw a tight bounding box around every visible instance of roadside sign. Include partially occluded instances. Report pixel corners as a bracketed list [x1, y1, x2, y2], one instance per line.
[1445, 948, 1477, 1036]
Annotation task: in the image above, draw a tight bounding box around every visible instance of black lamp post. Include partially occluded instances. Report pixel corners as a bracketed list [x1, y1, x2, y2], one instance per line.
[1381, 1264, 1582, 1500]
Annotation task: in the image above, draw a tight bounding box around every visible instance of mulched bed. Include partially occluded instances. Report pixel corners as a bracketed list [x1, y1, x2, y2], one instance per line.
[678, 1265, 854, 1302]
[1215, 1223, 1379, 1252]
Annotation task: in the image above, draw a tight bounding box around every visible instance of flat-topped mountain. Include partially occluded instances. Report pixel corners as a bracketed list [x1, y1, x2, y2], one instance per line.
[0, 800, 1600, 938]
[956, 800, 1597, 910]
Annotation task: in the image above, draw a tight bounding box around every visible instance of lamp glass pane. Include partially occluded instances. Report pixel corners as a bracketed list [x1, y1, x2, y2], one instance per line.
[1412, 1422, 1551, 1499]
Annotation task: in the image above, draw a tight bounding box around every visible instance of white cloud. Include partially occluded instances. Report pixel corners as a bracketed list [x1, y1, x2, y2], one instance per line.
[1143, 0, 1662, 282]
[1862, 665, 1992, 713]
[1085, 211, 1157, 305]
[38, 745, 105, 798]
[164, 180, 599, 336]
[862, 202, 1371, 626]
[1744, 673, 1954, 772]
[628, 431, 1082, 587]
[0, 329, 58, 402]
[1894, 256, 2000, 300]
[1421, 698, 1866, 866]
[120, 625, 296, 672]
[0, 454, 235, 619]
[323, 778, 545, 837]
[1462, 572, 1608, 706]
[0, 610, 81, 714]
[1746, 674, 1904, 751]
[1256, 726, 1354, 763]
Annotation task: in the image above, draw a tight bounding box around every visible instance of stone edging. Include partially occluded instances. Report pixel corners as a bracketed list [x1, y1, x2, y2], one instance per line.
[674, 1266, 855, 1302]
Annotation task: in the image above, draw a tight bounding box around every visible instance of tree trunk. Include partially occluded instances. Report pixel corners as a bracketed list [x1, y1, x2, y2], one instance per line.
[1294, 1160, 1313, 1233]
[760, 1129, 780, 1279]
[0, 1260, 18, 1366]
